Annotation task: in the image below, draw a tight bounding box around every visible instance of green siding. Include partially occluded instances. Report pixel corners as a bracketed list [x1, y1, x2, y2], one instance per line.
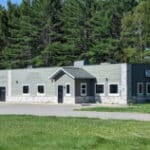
[55, 73, 75, 97]
[0, 63, 149, 104]
[83, 64, 121, 83]
[0, 64, 123, 99]
[11, 67, 58, 97]
[83, 64, 122, 96]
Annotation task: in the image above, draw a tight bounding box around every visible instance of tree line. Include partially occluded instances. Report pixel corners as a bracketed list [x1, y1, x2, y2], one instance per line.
[0, 0, 149, 69]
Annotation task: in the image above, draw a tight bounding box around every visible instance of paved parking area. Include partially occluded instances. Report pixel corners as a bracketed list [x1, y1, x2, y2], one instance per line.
[0, 103, 150, 121]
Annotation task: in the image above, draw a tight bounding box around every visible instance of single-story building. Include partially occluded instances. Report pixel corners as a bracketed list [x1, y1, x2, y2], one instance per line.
[0, 61, 150, 104]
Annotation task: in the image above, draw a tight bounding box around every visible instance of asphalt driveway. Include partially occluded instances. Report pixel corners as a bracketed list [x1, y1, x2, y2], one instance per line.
[0, 103, 150, 121]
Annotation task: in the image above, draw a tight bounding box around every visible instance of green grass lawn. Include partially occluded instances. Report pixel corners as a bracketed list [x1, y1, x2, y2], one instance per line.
[80, 104, 150, 113]
[0, 116, 150, 150]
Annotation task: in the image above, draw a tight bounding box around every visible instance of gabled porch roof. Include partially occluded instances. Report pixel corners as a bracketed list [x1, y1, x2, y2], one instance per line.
[49, 67, 95, 80]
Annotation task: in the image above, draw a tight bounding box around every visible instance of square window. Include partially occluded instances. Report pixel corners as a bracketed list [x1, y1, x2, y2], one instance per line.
[96, 84, 104, 94]
[23, 85, 29, 94]
[38, 85, 44, 94]
[110, 84, 118, 94]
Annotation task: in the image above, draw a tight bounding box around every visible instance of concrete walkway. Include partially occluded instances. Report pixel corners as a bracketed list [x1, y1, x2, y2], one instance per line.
[0, 103, 150, 121]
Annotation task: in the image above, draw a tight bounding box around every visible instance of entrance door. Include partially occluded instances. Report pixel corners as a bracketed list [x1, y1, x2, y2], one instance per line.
[58, 85, 63, 103]
[0, 87, 6, 102]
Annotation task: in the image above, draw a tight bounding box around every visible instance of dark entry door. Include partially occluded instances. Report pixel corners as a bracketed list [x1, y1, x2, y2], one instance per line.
[0, 87, 6, 102]
[58, 85, 63, 103]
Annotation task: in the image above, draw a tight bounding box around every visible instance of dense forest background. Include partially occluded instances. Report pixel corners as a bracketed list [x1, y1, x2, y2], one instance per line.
[0, 0, 150, 69]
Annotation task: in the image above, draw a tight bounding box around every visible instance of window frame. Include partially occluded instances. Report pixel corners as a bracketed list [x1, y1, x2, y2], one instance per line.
[65, 83, 71, 96]
[146, 82, 150, 95]
[37, 84, 45, 96]
[95, 83, 105, 96]
[137, 82, 144, 96]
[22, 84, 30, 96]
[80, 83, 87, 96]
[108, 83, 120, 96]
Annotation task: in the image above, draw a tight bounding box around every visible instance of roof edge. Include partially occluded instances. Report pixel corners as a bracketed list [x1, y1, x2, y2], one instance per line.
[49, 68, 75, 80]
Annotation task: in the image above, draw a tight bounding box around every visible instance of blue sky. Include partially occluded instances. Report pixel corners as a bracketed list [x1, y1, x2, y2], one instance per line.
[0, 0, 22, 8]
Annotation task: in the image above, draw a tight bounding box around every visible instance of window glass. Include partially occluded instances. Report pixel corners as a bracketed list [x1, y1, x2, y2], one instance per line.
[147, 83, 150, 94]
[96, 84, 104, 94]
[38, 85, 44, 94]
[110, 84, 118, 94]
[82, 89, 86, 94]
[137, 83, 143, 95]
[82, 85, 86, 89]
[66, 84, 70, 94]
[139, 84, 143, 93]
[23, 86, 29, 94]
[80, 83, 87, 96]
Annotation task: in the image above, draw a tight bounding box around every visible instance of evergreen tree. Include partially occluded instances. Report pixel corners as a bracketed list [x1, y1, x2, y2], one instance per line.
[1, 1, 22, 68]
[0, 5, 8, 54]
[0, 0, 149, 68]
[60, 0, 99, 62]
[33, 0, 64, 66]
[121, 0, 150, 63]
[91, 0, 139, 63]
[19, 0, 42, 67]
